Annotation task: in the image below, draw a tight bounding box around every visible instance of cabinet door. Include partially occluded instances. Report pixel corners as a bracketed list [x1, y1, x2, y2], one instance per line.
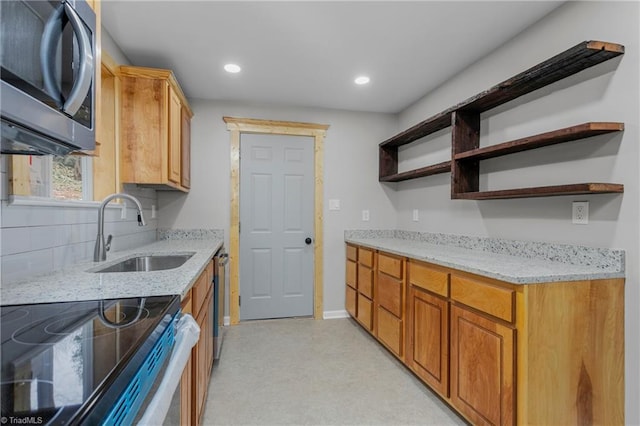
[346, 259, 357, 290]
[168, 86, 182, 185]
[358, 265, 373, 299]
[194, 300, 209, 425]
[407, 285, 448, 397]
[450, 304, 515, 426]
[346, 285, 357, 318]
[377, 306, 402, 357]
[377, 272, 402, 317]
[181, 106, 191, 188]
[356, 294, 373, 331]
[180, 356, 192, 426]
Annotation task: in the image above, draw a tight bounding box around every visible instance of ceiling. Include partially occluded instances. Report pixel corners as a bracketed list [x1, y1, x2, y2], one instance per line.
[101, 1, 564, 114]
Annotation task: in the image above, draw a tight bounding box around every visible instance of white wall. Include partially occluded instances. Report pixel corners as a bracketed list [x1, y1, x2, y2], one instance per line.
[157, 100, 398, 312]
[396, 1, 639, 422]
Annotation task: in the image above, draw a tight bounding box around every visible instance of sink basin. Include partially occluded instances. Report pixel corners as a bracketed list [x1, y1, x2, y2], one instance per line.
[92, 253, 195, 273]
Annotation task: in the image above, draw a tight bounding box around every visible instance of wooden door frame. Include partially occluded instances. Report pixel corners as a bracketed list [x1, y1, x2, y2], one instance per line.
[223, 117, 329, 324]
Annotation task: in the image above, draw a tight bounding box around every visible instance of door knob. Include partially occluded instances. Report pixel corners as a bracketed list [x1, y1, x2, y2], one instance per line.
[305, 237, 313, 245]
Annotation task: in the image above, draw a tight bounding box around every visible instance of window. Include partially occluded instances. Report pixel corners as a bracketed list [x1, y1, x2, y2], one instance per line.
[9, 154, 93, 201]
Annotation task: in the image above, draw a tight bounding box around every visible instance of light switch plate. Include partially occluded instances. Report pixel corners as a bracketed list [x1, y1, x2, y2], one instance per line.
[120, 202, 127, 220]
[412, 209, 419, 222]
[329, 199, 341, 211]
[362, 210, 370, 221]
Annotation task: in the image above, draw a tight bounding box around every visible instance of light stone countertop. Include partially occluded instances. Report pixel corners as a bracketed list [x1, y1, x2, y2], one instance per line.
[346, 237, 625, 284]
[0, 239, 223, 306]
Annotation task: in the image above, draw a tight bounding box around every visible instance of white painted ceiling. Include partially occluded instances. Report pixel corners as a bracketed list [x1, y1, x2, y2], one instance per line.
[101, 1, 564, 114]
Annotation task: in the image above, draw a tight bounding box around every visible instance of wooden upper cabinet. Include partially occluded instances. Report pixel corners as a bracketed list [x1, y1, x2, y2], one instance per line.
[181, 106, 193, 189]
[119, 66, 192, 192]
[168, 86, 182, 185]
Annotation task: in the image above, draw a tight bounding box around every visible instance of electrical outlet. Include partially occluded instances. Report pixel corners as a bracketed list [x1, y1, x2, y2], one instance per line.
[120, 202, 127, 220]
[362, 210, 370, 221]
[572, 201, 589, 224]
[412, 209, 419, 222]
[329, 199, 341, 211]
[151, 204, 157, 219]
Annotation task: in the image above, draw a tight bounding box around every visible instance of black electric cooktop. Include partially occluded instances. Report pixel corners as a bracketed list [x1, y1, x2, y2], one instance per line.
[1, 295, 180, 425]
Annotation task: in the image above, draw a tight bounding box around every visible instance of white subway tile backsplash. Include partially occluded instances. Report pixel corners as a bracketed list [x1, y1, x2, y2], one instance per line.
[1, 187, 159, 284]
[0, 227, 31, 255]
[52, 241, 93, 271]
[2, 249, 55, 283]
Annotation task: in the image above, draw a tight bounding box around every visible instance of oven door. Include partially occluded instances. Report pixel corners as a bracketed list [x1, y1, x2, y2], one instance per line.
[0, 0, 96, 153]
[135, 314, 200, 426]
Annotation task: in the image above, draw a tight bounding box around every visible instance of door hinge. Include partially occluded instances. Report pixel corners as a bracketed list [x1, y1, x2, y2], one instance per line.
[239, 222, 241, 233]
[239, 295, 241, 306]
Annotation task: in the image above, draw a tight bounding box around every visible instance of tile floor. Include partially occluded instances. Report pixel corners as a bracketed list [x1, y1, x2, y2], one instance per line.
[201, 317, 465, 425]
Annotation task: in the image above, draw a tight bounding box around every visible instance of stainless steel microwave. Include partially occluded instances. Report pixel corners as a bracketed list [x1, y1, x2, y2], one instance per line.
[1, 0, 96, 156]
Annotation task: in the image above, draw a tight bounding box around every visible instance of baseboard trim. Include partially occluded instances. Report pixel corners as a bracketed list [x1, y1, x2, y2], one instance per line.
[323, 310, 350, 320]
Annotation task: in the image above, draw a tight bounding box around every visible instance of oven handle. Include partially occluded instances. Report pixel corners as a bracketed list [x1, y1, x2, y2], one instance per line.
[137, 313, 200, 426]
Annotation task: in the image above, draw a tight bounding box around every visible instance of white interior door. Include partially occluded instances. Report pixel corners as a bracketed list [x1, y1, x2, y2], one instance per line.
[239, 133, 314, 320]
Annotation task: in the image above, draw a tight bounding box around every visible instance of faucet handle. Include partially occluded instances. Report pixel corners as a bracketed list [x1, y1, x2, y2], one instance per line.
[105, 234, 113, 252]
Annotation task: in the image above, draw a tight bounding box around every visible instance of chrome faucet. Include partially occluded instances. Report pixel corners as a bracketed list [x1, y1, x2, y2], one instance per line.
[94, 193, 147, 262]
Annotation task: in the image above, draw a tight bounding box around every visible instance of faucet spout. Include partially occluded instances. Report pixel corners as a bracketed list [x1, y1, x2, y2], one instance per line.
[94, 193, 147, 262]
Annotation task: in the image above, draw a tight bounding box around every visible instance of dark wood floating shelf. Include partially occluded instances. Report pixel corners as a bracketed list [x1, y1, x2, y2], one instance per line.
[379, 161, 451, 182]
[454, 122, 624, 161]
[379, 39, 625, 200]
[453, 183, 624, 200]
[379, 40, 624, 149]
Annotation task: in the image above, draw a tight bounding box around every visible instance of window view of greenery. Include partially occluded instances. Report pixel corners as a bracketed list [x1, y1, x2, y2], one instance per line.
[53, 156, 83, 200]
[24, 155, 87, 200]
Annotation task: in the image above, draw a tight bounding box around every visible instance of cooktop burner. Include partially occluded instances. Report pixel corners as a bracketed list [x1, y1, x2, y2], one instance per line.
[0, 295, 179, 425]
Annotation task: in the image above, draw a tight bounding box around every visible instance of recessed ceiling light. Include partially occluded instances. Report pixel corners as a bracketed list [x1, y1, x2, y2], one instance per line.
[224, 63, 241, 73]
[354, 76, 370, 85]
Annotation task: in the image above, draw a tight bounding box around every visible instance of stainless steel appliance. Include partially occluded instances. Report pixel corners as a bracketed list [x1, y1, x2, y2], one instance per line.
[214, 250, 228, 359]
[1, 0, 96, 155]
[0, 295, 197, 425]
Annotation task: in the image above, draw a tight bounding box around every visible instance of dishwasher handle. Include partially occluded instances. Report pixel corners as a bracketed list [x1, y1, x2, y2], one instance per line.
[136, 313, 200, 426]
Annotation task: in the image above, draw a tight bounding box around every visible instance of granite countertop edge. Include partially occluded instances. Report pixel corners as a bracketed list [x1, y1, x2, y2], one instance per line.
[0, 238, 224, 306]
[345, 237, 625, 284]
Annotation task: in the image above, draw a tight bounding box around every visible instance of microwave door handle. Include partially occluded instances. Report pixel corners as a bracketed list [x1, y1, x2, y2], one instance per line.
[62, 2, 94, 116]
[40, 3, 66, 109]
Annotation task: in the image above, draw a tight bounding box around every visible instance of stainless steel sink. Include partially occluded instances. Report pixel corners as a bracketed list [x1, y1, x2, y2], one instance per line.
[92, 253, 195, 273]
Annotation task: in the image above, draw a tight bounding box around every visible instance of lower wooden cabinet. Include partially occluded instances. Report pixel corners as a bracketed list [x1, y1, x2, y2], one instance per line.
[344, 243, 624, 425]
[180, 260, 215, 426]
[406, 285, 449, 397]
[450, 304, 515, 426]
[356, 293, 373, 331]
[376, 306, 402, 356]
[345, 285, 357, 318]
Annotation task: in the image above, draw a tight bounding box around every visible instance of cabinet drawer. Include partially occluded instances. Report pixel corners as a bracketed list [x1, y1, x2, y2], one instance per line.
[346, 244, 357, 261]
[346, 286, 357, 318]
[409, 261, 449, 297]
[358, 247, 374, 268]
[378, 272, 402, 317]
[378, 252, 403, 279]
[358, 265, 373, 298]
[451, 275, 514, 323]
[377, 306, 402, 357]
[356, 294, 373, 331]
[346, 259, 357, 289]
